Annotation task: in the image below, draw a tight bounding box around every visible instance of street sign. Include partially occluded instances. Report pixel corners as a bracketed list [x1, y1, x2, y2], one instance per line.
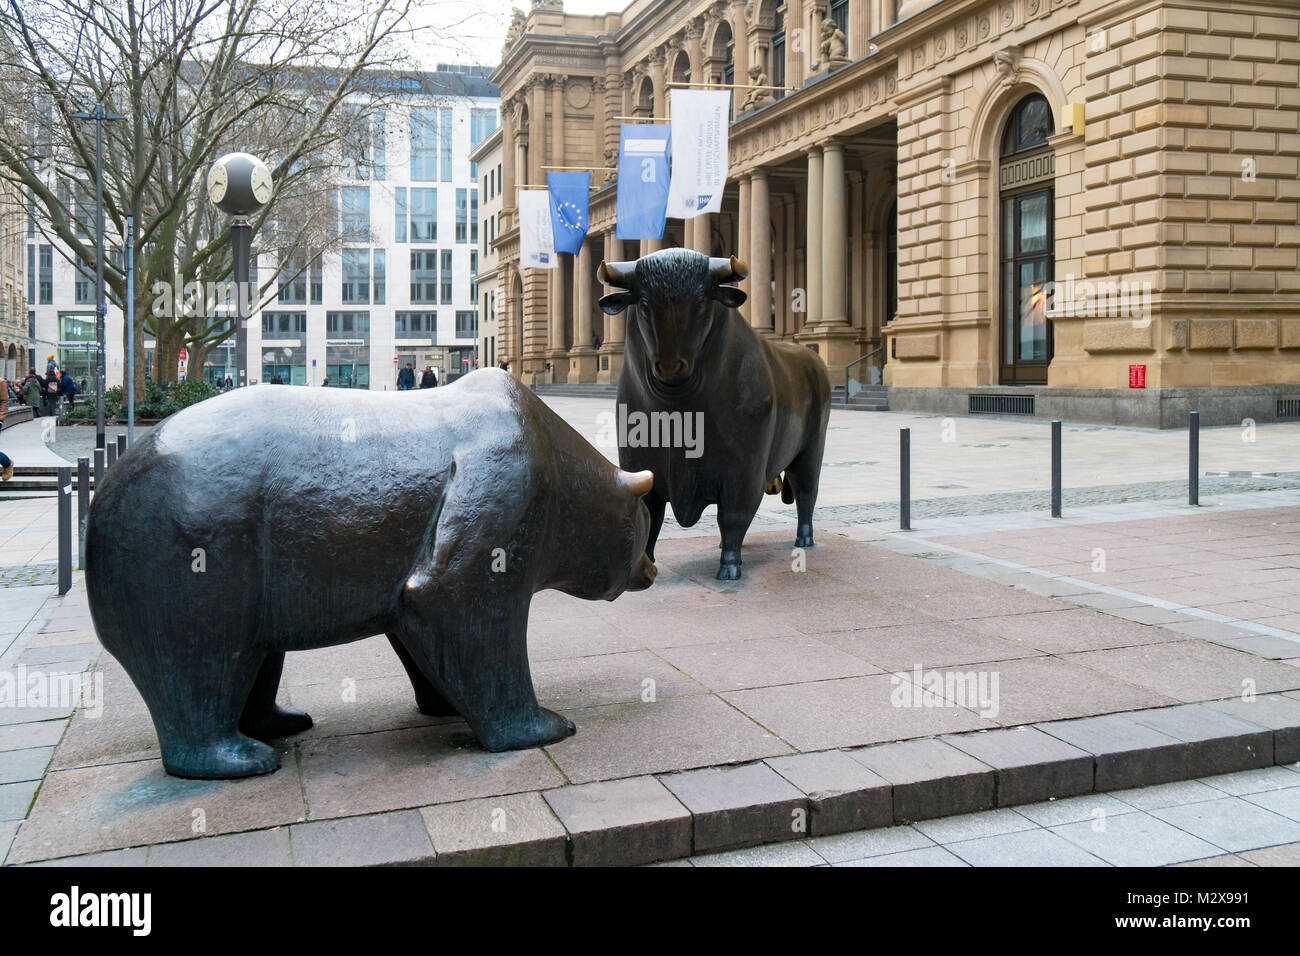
[178, 347, 188, 362]
[312, 359, 317, 368]
[462, 357, 470, 365]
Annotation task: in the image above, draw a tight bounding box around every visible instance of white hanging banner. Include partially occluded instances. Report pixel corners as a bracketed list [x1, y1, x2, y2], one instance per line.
[519, 189, 556, 269]
[665, 89, 731, 219]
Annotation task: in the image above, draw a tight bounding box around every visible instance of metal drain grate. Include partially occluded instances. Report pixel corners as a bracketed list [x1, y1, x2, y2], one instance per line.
[1278, 398, 1300, 420]
[969, 393, 1035, 415]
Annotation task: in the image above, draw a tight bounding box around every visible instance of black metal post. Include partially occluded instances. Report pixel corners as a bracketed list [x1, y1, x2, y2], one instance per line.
[1189, 410, 1200, 506]
[107, 442, 117, 469]
[117, 433, 126, 456]
[57, 466, 72, 595]
[1051, 420, 1062, 518]
[232, 219, 252, 386]
[900, 427, 911, 531]
[94, 446, 104, 486]
[77, 456, 89, 567]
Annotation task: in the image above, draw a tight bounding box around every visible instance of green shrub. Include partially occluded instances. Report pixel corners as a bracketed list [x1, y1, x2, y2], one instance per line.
[58, 379, 218, 423]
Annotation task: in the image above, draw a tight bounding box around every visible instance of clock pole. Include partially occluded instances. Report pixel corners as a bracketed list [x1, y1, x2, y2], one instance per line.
[231, 217, 252, 387]
[207, 152, 272, 387]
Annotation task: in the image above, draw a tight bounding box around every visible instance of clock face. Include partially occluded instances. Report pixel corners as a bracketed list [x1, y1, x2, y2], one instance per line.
[207, 163, 228, 204]
[250, 164, 272, 205]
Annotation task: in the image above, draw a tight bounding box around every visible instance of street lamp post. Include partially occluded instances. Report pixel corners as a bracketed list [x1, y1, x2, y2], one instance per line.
[71, 103, 125, 452]
[206, 153, 273, 386]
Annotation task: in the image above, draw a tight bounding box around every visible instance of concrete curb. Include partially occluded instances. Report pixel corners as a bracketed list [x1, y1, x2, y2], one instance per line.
[21, 691, 1300, 867]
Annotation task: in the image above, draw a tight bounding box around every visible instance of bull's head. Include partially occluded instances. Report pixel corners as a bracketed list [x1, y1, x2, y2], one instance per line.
[598, 249, 748, 386]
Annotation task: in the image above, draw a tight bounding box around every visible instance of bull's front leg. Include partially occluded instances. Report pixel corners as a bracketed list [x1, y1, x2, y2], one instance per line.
[715, 488, 763, 581]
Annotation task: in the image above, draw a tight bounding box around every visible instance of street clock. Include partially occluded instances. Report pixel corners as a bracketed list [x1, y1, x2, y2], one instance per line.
[207, 152, 273, 216]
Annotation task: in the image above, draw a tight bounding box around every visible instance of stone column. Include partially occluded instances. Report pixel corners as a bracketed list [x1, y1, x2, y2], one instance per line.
[730, 1, 749, 105]
[528, 80, 546, 184]
[804, 146, 823, 327]
[570, 238, 598, 382]
[821, 139, 848, 325]
[786, 0, 805, 87]
[502, 99, 517, 231]
[750, 168, 772, 334]
[651, 49, 667, 118]
[693, 212, 712, 253]
[547, 76, 569, 380]
[737, 174, 751, 323]
[598, 231, 626, 383]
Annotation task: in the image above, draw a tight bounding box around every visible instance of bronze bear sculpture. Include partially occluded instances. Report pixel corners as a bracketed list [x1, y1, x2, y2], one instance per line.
[599, 248, 831, 580]
[84, 369, 657, 779]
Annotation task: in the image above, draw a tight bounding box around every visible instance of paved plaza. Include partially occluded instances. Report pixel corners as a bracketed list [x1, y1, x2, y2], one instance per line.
[2, 400, 1300, 865]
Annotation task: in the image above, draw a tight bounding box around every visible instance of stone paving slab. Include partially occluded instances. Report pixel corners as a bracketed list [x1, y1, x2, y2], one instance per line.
[6, 520, 1300, 866]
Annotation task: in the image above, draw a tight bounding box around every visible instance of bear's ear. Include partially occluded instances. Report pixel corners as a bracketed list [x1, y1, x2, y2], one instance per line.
[708, 285, 747, 309]
[599, 291, 636, 315]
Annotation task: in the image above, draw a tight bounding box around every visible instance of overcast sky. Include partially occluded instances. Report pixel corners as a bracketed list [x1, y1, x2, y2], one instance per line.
[410, 0, 630, 69]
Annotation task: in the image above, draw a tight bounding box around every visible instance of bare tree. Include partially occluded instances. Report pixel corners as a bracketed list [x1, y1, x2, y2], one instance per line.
[0, 0, 427, 394]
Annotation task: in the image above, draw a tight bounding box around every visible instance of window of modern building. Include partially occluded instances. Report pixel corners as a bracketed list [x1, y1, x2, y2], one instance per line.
[278, 260, 307, 304]
[470, 250, 478, 301]
[38, 244, 53, 304]
[455, 310, 477, 339]
[325, 311, 371, 335]
[373, 249, 386, 305]
[262, 311, 307, 336]
[27, 245, 34, 303]
[311, 257, 323, 305]
[998, 92, 1055, 385]
[455, 189, 468, 242]
[440, 108, 453, 181]
[74, 263, 94, 305]
[343, 106, 385, 180]
[341, 186, 371, 243]
[395, 311, 437, 336]
[341, 249, 371, 304]
[411, 106, 439, 181]
[262, 345, 306, 385]
[411, 188, 437, 242]
[470, 108, 499, 150]
[410, 250, 438, 303]
[440, 249, 453, 303]
[394, 187, 407, 243]
[470, 189, 478, 243]
[326, 344, 369, 388]
[57, 312, 95, 382]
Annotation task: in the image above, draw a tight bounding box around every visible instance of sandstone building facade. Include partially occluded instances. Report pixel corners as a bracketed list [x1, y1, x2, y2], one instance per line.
[491, 0, 1299, 425]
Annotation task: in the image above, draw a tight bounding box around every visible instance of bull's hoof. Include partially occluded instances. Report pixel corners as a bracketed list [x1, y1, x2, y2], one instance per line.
[716, 562, 742, 581]
[795, 528, 815, 548]
[413, 691, 461, 718]
[241, 704, 313, 740]
[162, 735, 281, 780]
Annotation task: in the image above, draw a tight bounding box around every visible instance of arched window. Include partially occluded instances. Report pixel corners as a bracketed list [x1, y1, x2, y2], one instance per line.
[997, 93, 1056, 384]
[771, 8, 786, 101]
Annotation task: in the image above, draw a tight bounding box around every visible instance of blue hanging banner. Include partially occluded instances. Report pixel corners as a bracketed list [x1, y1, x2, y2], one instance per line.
[547, 171, 590, 254]
[616, 123, 670, 241]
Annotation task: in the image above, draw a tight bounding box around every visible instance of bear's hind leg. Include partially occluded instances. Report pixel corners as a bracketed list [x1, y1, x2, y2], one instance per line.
[387, 634, 461, 717]
[239, 652, 313, 740]
[134, 651, 280, 780]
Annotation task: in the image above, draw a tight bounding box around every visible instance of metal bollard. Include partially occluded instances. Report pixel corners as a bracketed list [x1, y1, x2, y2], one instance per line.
[94, 447, 104, 486]
[1189, 410, 1200, 506]
[900, 427, 911, 531]
[107, 442, 117, 469]
[57, 466, 72, 595]
[117, 433, 127, 456]
[77, 457, 90, 568]
[1051, 420, 1062, 518]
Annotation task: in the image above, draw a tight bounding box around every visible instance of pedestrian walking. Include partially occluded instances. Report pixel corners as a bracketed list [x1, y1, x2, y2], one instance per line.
[42, 370, 60, 418]
[419, 365, 437, 389]
[397, 363, 416, 391]
[22, 370, 41, 415]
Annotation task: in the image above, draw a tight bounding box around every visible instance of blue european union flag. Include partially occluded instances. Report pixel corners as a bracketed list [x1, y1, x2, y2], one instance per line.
[616, 124, 670, 241]
[547, 171, 590, 254]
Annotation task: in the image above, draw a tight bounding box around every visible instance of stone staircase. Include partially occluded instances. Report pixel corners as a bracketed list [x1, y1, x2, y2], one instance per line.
[831, 384, 890, 411]
[531, 383, 619, 399]
[0, 466, 95, 496]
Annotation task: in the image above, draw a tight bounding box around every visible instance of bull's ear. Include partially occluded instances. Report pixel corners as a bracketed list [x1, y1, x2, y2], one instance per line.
[709, 285, 747, 309]
[599, 291, 636, 315]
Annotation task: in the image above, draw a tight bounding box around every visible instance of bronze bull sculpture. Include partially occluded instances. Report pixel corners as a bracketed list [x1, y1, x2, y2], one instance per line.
[84, 370, 657, 779]
[599, 248, 831, 580]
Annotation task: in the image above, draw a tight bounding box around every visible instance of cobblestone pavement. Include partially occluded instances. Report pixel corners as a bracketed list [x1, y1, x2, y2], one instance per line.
[672, 764, 1300, 867]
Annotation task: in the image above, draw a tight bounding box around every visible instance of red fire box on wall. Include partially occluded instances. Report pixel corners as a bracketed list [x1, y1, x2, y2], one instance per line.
[1129, 364, 1147, 388]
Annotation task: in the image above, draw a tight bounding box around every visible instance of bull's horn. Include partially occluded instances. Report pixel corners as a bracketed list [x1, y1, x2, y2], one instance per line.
[598, 259, 636, 288]
[620, 469, 654, 497]
[708, 256, 749, 284]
